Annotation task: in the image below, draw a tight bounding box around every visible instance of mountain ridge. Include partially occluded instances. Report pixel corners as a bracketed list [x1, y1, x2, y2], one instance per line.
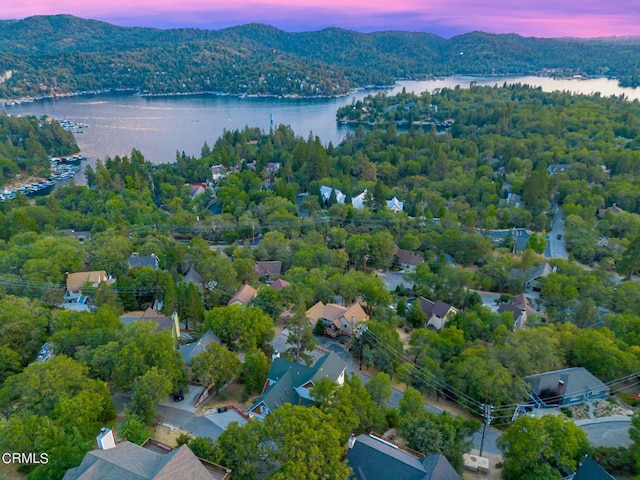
[0, 15, 638, 99]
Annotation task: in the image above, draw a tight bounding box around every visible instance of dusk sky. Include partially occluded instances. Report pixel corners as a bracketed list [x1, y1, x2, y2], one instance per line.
[2, 1, 639, 38]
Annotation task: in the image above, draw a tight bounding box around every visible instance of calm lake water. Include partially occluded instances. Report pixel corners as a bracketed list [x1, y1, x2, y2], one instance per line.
[5, 76, 640, 172]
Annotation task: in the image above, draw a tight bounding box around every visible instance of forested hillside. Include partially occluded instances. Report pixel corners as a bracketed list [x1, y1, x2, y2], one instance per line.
[0, 15, 639, 100]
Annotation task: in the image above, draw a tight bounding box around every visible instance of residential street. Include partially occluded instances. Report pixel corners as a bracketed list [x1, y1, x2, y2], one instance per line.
[546, 205, 569, 259]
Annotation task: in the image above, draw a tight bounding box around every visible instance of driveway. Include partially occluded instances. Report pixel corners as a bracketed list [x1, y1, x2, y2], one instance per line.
[376, 271, 414, 291]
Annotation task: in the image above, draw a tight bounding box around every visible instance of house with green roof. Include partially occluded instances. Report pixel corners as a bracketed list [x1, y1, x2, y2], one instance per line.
[249, 351, 347, 419]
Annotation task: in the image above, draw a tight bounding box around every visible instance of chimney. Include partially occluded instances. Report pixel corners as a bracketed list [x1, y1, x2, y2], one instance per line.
[348, 434, 356, 449]
[96, 428, 116, 450]
[557, 380, 565, 394]
[272, 350, 280, 361]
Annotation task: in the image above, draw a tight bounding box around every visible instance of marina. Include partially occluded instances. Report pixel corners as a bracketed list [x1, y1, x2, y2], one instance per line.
[0, 156, 84, 202]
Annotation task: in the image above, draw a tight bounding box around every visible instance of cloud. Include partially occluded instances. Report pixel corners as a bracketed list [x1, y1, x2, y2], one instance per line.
[1, 0, 638, 38]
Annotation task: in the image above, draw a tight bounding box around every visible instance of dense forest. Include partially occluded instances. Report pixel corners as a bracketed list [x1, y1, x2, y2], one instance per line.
[1, 15, 640, 100]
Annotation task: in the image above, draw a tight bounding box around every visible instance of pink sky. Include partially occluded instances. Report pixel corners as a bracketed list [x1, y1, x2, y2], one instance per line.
[1, 0, 638, 38]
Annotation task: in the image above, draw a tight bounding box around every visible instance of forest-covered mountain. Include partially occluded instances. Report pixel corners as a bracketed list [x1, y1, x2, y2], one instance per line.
[0, 15, 639, 100]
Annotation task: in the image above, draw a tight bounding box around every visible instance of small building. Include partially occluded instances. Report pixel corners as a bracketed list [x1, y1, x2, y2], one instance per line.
[345, 433, 461, 480]
[414, 297, 458, 331]
[228, 284, 257, 306]
[128, 252, 159, 270]
[305, 301, 369, 338]
[265, 162, 281, 175]
[249, 351, 346, 419]
[387, 196, 404, 213]
[64, 429, 231, 480]
[396, 249, 424, 270]
[65, 270, 114, 302]
[497, 293, 537, 330]
[524, 367, 609, 407]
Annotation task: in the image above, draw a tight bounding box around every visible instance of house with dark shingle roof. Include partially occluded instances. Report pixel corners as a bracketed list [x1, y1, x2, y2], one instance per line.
[249, 351, 346, 419]
[572, 454, 616, 480]
[63, 439, 231, 480]
[179, 330, 222, 366]
[345, 433, 461, 480]
[414, 297, 458, 332]
[497, 293, 537, 330]
[128, 252, 160, 270]
[396, 249, 424, 270]
[525, 367, 609, 407]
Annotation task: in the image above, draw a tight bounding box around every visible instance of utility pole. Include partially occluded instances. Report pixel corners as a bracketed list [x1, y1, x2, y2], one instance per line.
[479, 403, 494, 457]
[354, 324, 367, 371]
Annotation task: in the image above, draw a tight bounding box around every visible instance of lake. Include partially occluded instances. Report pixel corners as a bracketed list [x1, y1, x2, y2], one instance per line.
[5, 76, 640, 171]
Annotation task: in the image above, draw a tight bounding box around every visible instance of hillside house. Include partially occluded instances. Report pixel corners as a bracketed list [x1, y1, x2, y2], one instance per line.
[306, 301, 369, 338]
[497, 293, 537, 329]
[65, 270, 114, 302]
[228, 284, 257, 306]
[525, 367, 609, 407]
[345, 433, 461, 480]
[413, 297, 458, 331]
[249, 351, 346, 419]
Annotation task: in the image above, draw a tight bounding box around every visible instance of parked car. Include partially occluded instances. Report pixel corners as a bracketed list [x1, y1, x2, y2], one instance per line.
[173, 390, 184, 402]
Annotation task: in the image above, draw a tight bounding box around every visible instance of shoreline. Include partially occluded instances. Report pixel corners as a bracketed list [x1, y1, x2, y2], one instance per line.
[4, 72, 625, 107]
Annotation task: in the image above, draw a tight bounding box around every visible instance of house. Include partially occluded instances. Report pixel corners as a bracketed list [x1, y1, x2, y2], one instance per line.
[413, 297, 458, 331]
[525, 262, 553, 292]
[497, 293, 537, 329]
[179, 330, 222, 366]
[65, 271, 114, 302]
[572, 455, 616, 480]
[63, 429, 230, 480]
[396, 249, 424, 270]
[320, 185, 346, 205]
[249, 351, 346, 419]
[183, 264, 204, 285]
[228, 284, 257, 306]
[511, 262, 554, 293]
[345, 433, 461, 480]
[121, 308, 181, 344]
[189, 183, 208, 199]
[597, 203, 624, 219]
[128, 252, 159, 270]
[547, 164, 570, 175]
[305, 301, 369, 338]
[265, 162, 281, 175]
[270, 278, 290, 292]
[58, 229, 92, 243]
[352, 190, 368, 210]
[254, 261, 283, 280]
[387, 196, 404, 213]
[524, 367, 609, 407]
[211, 164, 227, 181]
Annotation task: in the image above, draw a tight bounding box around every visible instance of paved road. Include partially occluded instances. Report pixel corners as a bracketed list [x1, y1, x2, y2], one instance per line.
[546, 206, 569, 259]
[580, 419, 632, 448]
